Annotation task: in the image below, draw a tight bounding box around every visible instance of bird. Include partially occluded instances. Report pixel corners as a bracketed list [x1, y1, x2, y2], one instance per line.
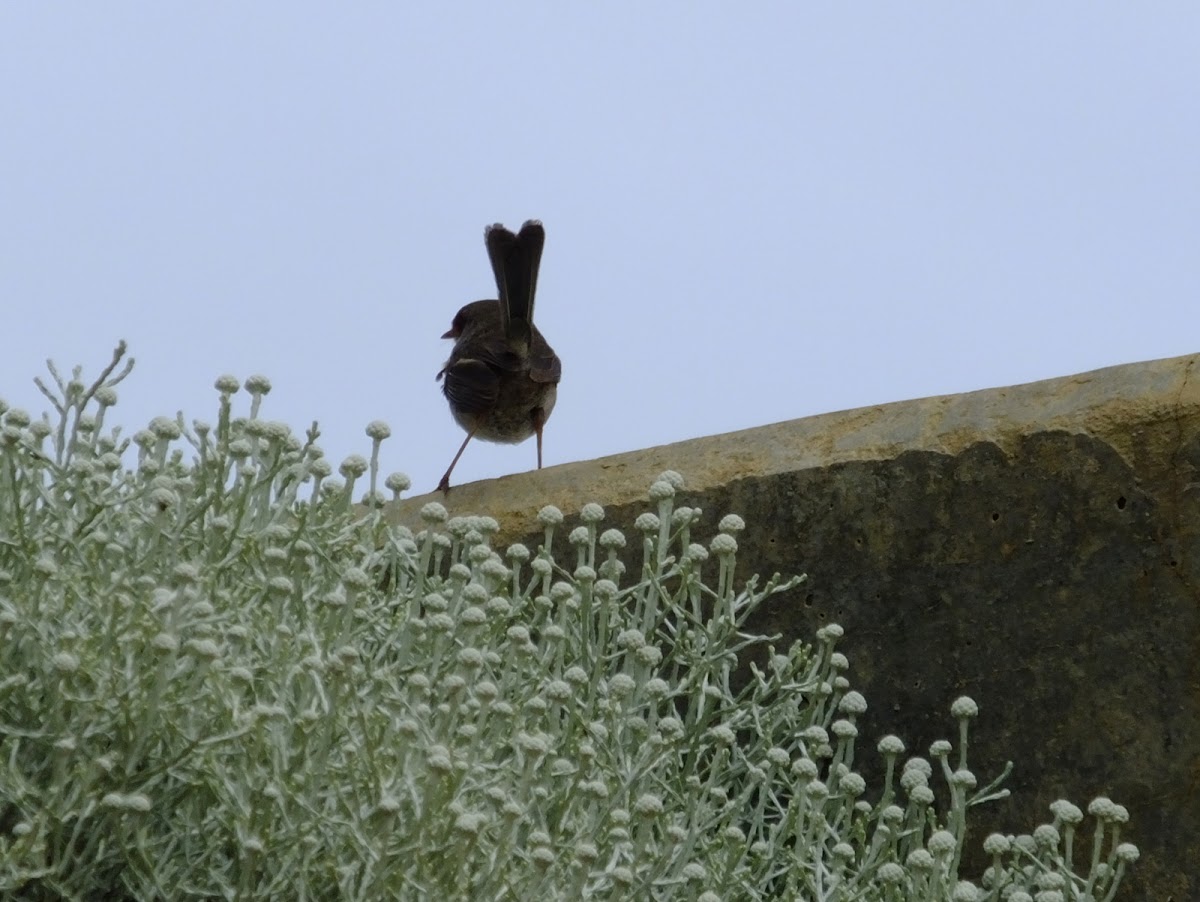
[435, 220, 561, 493]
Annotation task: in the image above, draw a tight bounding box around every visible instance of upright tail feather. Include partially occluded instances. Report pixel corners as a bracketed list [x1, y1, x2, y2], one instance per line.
[485, 220, 545, 346]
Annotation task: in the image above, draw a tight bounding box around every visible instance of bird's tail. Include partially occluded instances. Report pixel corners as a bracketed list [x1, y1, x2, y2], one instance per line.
[485, 220, 545, 346]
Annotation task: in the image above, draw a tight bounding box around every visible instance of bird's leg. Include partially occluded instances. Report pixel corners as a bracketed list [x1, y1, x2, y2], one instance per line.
[533, 408, 546, 470]
[437, 430, 476, 494]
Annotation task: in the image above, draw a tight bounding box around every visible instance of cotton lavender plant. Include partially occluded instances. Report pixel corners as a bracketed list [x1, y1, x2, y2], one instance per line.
[0, 346, 1138, 901]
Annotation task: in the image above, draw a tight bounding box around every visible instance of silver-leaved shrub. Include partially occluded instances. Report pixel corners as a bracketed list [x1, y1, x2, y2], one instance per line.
[0, 345, 1138, 900]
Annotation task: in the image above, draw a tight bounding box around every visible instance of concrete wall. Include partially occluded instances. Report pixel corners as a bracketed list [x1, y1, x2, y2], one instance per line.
[391, 352, 1200, 901]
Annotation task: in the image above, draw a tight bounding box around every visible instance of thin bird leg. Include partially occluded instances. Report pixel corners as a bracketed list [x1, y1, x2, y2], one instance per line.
[437, 430, 476, 494]
[532, 408, 546, 470]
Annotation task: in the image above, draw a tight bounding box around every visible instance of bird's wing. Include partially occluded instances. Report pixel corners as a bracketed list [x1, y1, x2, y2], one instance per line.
[529, 348, 561, 385]
[439, 358, 500, 415]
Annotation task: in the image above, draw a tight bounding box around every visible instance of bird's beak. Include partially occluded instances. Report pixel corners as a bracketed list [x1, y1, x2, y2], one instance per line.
[441, 327, 457, 339]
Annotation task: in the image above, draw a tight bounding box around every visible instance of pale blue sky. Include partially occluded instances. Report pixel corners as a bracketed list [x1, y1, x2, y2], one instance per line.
[2, 5, 1197, 494]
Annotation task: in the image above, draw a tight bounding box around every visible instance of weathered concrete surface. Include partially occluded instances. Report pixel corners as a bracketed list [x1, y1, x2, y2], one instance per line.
[389, 353, 1200, 901]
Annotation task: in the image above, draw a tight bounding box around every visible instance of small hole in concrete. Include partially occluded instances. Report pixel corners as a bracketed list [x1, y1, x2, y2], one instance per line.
[1116, 496, 1127, 510]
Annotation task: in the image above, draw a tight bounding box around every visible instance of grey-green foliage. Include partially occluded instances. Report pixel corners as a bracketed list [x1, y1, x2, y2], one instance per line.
[0, 346, 1139, 901]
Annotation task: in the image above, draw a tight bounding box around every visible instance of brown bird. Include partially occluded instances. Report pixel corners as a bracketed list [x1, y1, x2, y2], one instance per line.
[435, 220, 561, 493]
